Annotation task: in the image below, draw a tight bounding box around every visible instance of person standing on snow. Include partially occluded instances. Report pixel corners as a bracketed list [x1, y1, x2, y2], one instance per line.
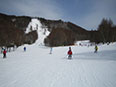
[1, 47, 4, 53]
[3, 49, 7, 58]
[94, 45, 98, 53]
[49, 47, 53, 54]
[67, 47, 72, 59]
[24, 47, 26, 52]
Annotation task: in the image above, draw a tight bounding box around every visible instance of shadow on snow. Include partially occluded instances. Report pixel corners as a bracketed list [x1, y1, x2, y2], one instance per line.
[72, 50, 116, 61]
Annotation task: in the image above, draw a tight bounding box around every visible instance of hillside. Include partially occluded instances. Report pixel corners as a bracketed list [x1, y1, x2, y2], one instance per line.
[0, 13, 90, 47]
[1, 13, 116, 47]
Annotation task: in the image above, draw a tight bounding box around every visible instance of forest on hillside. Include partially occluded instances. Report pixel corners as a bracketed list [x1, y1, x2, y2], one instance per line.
[0, 13, 116, 47]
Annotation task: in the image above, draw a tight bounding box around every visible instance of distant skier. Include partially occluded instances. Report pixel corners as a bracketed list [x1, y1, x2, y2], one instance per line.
[3, 49, 7, 58]
[67, 47, 72, 59]
[24, 47, 26, 52]
[1, 47, 4, 53]
[49, 47, 53, 54]
[94, 45, 98, 53]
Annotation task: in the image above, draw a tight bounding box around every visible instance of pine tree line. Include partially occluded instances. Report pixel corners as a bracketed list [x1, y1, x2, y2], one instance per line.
[90, 18, 116, 44]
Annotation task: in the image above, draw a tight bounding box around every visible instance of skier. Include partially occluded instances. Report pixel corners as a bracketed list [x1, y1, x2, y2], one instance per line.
[49, 47, 53, 54]
[3, 49, 7, 58]
[94, 45, 98, 53]
[67, 47, 72, 59]
[24, 47, 26, 52]
[1, 47, 4, 53]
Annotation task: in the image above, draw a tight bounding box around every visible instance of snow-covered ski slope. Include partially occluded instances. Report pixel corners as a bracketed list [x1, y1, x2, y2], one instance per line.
[0, 42, 116, 87]
[0, 19, 116, 87]
[25, 18, 50, 45]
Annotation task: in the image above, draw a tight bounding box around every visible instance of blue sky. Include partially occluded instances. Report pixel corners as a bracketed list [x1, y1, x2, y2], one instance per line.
[0, 0, 116, 30]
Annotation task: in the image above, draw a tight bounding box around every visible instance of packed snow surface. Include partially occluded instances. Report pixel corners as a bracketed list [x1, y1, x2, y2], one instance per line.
[0, 42, 116, 87]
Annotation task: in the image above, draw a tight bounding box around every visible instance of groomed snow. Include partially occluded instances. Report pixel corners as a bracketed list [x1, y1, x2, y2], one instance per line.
[0, 43, 116, 87]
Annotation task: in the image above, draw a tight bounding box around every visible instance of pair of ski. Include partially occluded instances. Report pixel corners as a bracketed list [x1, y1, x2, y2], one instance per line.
[66, 55, 72, 60]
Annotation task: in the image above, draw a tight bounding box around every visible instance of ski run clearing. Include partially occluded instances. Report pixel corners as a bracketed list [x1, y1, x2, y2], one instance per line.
[0, 19, 116, 87]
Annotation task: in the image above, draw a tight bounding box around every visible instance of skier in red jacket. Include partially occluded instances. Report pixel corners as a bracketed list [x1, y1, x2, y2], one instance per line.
[3, 49, 7, 58]
[67, 47, 72, 59]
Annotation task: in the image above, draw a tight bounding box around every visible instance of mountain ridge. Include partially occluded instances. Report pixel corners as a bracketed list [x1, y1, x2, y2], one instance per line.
[0, 13, 90, 47]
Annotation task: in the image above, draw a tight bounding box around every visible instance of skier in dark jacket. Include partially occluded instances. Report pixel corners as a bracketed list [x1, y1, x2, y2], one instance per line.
[3, 49, 7, 58]
[94, 45, 98, 53]
[24, 47, 26, 51]
[67, 47, 72, 59]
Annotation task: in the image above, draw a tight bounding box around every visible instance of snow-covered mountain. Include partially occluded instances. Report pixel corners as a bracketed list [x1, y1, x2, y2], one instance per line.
[0, 13, 116, 47]
[0, 13, 90, 47]
[0, 13, 116, 87]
